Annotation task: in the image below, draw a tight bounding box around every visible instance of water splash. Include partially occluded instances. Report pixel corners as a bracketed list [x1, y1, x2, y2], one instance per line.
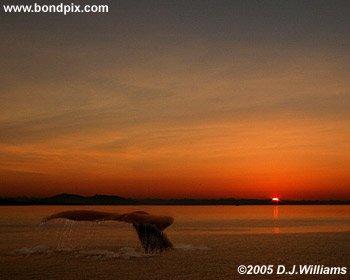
[12, 246, 144, 259]
[78, 247, 141, 259]
[174, 244, 211, 251]
[56, 220, 75, 249]
[13, 245, 52, 256]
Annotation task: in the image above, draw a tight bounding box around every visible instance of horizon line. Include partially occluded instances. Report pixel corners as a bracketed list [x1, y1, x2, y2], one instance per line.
[1, 192, 350, 202]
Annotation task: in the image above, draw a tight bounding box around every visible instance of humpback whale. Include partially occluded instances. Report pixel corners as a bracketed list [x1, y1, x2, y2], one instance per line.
[42, 210, 174, 253]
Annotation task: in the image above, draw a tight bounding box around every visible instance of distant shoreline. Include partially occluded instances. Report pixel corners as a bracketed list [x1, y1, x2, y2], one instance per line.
[0, 193, 349, 206]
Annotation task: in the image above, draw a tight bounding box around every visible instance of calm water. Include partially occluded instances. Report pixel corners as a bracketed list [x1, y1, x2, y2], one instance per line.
[0, 205, 349, 279]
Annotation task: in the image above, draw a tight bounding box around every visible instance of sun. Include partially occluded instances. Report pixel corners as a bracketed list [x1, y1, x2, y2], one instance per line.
[272, 197, 280, 202]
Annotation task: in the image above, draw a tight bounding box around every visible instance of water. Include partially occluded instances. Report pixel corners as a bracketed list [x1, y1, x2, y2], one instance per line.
[0, 205, 349, 279]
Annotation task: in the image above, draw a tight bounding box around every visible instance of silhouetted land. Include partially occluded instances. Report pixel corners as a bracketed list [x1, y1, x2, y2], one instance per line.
[0, 193, 349, 205]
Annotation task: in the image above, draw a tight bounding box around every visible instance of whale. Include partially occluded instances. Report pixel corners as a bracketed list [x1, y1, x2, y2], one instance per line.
[42, 210, 174, 253]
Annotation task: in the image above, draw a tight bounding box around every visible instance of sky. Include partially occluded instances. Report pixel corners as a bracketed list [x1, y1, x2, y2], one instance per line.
[0, 1, 349, 199]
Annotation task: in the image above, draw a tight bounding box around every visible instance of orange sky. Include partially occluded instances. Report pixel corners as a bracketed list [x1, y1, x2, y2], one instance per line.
[0, 2, 349, 199]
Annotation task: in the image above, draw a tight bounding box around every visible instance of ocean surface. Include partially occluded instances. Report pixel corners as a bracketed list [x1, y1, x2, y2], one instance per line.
[0, 205, 349, 279]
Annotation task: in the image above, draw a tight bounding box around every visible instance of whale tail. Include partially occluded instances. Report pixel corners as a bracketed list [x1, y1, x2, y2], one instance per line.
[133, 223, 173, 253]
[42, 210, 173, 253]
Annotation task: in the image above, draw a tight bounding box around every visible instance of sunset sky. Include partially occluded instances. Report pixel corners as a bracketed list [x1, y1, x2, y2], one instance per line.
[1, 1, 349, 199]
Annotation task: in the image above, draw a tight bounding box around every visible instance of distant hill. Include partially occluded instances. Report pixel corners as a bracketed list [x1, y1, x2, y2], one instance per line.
[0, 193, 349, 205]
[40, 193, 135, 205]
[0, 193, 137, 205]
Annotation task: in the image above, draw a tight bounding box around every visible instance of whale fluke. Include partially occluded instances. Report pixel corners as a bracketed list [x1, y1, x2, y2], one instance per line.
[42, 210, 174, 253]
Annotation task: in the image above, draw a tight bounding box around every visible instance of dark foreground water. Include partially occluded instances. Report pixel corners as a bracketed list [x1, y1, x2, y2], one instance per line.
[0, 205, 349, 279]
